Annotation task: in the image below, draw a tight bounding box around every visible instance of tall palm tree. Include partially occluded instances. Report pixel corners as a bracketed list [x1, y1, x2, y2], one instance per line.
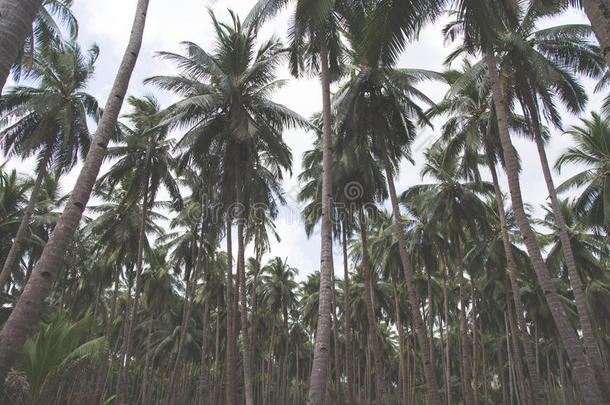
[148, 11, 304, 404]
[573, 0, 610, 68]
[333, 4, 443, 400]
[556, 112, 610, 234]
[448, 0, 604, 401]
[97, 94, 181, 401]
[0, 0, 151, 386]
[0, 42, 99, 291]
[247, 2, 347, 400]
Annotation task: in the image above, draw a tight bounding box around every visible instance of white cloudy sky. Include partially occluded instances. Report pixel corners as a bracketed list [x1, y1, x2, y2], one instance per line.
[3, 1, 607, 281]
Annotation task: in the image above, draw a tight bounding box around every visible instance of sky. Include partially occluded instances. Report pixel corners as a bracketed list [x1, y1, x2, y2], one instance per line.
[3, 0, 607, 281]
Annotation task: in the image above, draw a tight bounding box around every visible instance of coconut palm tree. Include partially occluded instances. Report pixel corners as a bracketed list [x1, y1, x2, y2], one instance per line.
[148, 10, 305, 404]
[447, 0, 604, 401]
[97, 94, 181, 401]
[556, 112, 610, 234]
[0, 41, 99, 291]
[0, 0, 150, 385]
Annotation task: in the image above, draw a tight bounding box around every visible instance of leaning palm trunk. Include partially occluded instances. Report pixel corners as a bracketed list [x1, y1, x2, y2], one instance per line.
[456, 243, 474, 405]
[486, 152, 547, 404]
[0, 148, 51, 290]
[358, 209, 391, 405]
[0, 0, 150, 385]
[484, 50, 604, 404]
[392, 278, 409, 405]
[306, 37, 334, 405]
[580, 0, 610, 68]
[525, 97, 610, 399]
[330, 259, 344, 404]
[0, 0, 43, 92]
[381, 148, 442, 405]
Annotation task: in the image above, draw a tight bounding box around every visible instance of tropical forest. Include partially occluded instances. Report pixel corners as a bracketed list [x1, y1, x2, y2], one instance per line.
[0, 0, 609, 404]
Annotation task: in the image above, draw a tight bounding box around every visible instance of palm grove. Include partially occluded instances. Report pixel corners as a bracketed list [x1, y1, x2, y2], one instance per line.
[0, 0, 608, 404]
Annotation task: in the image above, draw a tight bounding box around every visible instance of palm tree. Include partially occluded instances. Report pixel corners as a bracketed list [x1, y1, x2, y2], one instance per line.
[448, 0, 604, 401]
[0, 42, 99, 291]
[573, 0, 610, 68]
[556, 112, 610, 234]
[429, 62, 548, 402]
[333, 4, 443, 400]
[0, 0, 151, 386]
[97, 94, 181, 401]
[148, 11, 305, 404]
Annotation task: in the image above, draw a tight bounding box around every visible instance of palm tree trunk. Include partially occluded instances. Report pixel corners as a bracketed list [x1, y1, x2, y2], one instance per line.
[497, 333, 508, 405]
[140, 313, 154, 405]
[580, 0, 610, 67]
[525, 95, 610, 399]
[471, 279, 479, 405]
[196, 296, 209, 405]
[358, 208, 391, 405]
[0, 148, 51, 291]
[456, 242, 474, 405]
[225, 215, 236, 405]
[486, 152, 547, 403]
[443, 261, 452, 405]
[381, 147, 442, 405]
[342, 222, 357, 405]
[249, 246, 262, 371]
[0, 0, 150, 385]
[505, 285, 529, 404]
[392, 278, 409, 405]
[330, 258, 344, 405]
[236, 171, 255, 405]
[484, 50, 604, 404]
[306, 36, 334, 405]
[0, 0, 43, 92]
[121, 166, 151, 402]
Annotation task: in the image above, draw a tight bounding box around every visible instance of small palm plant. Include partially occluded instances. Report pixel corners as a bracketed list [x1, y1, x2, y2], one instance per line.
[23, 313, 105, 405]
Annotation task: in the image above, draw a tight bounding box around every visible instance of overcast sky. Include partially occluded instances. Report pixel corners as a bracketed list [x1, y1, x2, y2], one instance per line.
[3, 1, 606, 281]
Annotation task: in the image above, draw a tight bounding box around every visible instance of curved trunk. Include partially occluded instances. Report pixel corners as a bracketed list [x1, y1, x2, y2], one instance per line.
[140, 313, 154, 405]
[0, 0, 150, 385]
[0, 148, 50, 291]
[0, 0, 43, 93]
[381, 147, 442, 405]
[580, 0, 610, 68]
[525, 95, 610, 399]
[196, 297, 209, 405]
[485, 50, 603, 404]
[306, 36, 334, 405]
[341, 223, 356, 405]
[486, 153, 546, 403]
[456, 242, 474, 405]
[358, 208, 391, 405]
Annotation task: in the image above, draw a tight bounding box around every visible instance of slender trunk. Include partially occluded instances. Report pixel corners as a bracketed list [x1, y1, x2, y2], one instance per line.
[196, 297, 209, 405]
[330, 258, 343, 405]
[358, 209, 391, 405]
[306, 36, 334, 405]
[140, 313, 154, 405]
[211, 308, 220, 405]
[506, 287, 529, 404]
[264, 322, 276, 405]
[225, 215, 236, 405]
[525, 95, 610, 398]
[0, 149, 51, 290]
[0, 0, 43, 92]
[486, 152, 546, 403]
[580, 0, 610, 67]
[427, 273, 436, 372]
[249, 246, 262, 371]
[236, 170, 255, 405]
[497, 334, 508, 405]
[381, 147, 442, 405]
[471, 279, 478, 405]
[0, 0, 150, 384]
[456, 242, 474, 405]
[505, 313, 517, 405]
[443, 259, 452, 405]
[485, 50, 603, 404]
[342, 222, 357, 405]
[558, 347, 574, 405]
[121, 163, 151, 402]
[393, 278, 408, 405]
